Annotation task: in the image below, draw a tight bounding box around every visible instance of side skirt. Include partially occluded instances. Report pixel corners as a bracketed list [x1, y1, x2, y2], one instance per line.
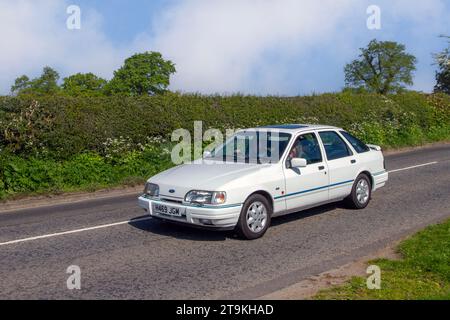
[272, 198, 345, 218]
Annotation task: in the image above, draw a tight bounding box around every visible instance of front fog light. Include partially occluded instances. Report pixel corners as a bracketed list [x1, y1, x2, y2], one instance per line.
[199, 219, 213, 225]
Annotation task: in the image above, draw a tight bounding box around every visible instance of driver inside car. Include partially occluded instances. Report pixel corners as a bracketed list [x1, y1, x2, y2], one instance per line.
[288, 137, 313, 163]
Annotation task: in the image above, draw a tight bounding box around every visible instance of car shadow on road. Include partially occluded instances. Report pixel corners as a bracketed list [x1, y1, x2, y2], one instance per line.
[128, 216, 233, 241]
[128, 202, 348, 241]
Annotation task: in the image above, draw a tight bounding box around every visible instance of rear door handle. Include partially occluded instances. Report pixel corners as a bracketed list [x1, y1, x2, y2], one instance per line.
[351, 159, 356, 164]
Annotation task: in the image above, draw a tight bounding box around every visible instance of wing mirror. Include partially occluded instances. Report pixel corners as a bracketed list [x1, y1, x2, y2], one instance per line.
[290, 158, 307, 168]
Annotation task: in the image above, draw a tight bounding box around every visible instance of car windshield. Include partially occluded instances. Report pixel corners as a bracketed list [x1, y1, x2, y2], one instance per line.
[207, 131, 292, 164]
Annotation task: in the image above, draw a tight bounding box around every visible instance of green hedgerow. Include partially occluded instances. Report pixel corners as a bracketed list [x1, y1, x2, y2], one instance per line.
[0, 91, 449, 199]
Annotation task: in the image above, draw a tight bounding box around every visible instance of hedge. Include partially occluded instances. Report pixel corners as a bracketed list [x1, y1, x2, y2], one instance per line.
[0, 92, 449, 160]
[0, 91, 449, 199]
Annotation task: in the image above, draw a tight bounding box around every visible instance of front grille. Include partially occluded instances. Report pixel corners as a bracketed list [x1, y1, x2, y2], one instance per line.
[160, 197, 183, 204]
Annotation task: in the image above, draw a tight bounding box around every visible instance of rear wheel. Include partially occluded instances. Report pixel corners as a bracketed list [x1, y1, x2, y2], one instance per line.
[346, 174, 372, 209]
[235, 194, 272, 240]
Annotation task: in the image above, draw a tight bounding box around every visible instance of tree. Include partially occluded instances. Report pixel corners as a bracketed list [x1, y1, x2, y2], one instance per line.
[11, 66, 60, 95]
[434, 36, 450, 94]
[106, 52, 176, 96]
[31, 66, 60, 94]
[11, 75, 31, 94]
[62, 73, 107, 96]
[344, 39, 417, 94]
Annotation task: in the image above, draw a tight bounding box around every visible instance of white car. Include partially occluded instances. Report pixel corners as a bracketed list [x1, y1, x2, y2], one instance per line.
[138, 124, 388, 239]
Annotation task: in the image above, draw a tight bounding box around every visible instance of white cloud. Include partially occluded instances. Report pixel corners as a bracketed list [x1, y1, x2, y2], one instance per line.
[143, 0, 449, 94]
[149, 0, 356, 94]
[0, 0, 125, 93]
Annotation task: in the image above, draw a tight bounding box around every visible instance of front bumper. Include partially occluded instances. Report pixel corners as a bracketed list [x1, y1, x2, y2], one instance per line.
[138, 196, 242, 230]
[373, 170, 389, 191]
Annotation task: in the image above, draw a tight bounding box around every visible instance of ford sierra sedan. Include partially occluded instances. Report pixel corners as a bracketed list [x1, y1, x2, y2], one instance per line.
[138, 124, 388, 239]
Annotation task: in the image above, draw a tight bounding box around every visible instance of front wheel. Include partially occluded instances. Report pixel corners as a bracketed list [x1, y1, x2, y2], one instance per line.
[235, 194, 272, 240]
[346, 174, 372, 209]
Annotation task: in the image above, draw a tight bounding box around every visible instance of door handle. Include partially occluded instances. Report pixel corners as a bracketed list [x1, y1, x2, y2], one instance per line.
[318, 166, 325, 171]
[351, 159, 356, 164]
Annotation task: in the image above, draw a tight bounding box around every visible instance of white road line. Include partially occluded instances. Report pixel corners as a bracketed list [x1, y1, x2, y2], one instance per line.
[0, 161, 441, 247]
[0, 216, 152, 247]
[388, 161, 438, 173]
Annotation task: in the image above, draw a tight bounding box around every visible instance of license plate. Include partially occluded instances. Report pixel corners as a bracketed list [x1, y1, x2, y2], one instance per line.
[152, 203, 183, 217]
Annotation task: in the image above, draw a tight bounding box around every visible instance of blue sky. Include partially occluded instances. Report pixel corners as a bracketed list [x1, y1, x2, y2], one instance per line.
[74, 0, 172, 46]
[0, 0, 449, 95]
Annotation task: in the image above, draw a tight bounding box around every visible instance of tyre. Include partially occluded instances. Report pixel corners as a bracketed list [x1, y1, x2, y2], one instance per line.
[235, 194, 272, 240]
[346, 173, 372, 209]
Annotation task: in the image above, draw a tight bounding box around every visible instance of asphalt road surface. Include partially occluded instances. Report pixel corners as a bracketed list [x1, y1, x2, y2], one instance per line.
[0, 144, 449, 299]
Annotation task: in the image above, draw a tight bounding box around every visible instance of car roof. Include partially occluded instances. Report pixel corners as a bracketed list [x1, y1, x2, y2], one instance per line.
[248, 124, 342, 133]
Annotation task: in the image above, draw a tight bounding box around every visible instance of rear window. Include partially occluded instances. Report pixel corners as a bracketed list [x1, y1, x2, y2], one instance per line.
[319, 131, 352, 160]
[340, 131, 370, 153]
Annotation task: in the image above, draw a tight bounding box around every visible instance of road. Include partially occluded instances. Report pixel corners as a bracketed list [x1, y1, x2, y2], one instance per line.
[0, 144, 449, 299]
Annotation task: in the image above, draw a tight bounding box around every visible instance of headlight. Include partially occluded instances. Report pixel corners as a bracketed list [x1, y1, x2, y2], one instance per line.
[143, 183, 159, 197]
[184, 190, 226, 205]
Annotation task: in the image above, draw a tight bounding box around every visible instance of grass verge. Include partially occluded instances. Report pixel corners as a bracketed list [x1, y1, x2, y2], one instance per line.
[315, 218, 450, 300]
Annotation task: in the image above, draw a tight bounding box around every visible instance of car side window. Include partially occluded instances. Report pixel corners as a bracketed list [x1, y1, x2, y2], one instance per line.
[319, 131, 353, 161]
[340, 131, 370, 153]
[287, 133, 323, 165]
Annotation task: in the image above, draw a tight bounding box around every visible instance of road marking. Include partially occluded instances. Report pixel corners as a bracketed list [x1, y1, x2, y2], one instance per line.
[0, 217, 152, 247]
[388, 161, 438, 173]
[0, 161, 442, 247]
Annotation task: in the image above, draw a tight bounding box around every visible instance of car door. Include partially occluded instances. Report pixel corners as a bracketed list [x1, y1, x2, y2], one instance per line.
[338, 130, 371, 175]
[318, 130, 356, 201]
[282, 132, 329, 211]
